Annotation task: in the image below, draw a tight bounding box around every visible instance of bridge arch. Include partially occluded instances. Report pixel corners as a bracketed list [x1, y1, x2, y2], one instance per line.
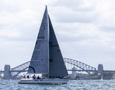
[10, 58, 96, 78]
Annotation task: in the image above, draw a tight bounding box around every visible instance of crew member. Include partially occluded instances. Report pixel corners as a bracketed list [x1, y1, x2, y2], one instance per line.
[27, 75, 29, 79]
[32, 74, 36, 79]
[37, 76, 40, 79]
[23, 74, 25, 78]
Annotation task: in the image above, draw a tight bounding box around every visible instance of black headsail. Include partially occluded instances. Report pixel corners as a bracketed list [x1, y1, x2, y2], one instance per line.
[28, 7, 49, 74]
[49, 16, 68, 78]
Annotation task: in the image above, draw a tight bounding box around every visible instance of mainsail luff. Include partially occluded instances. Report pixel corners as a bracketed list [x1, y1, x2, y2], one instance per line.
[28, 7, 49, 74]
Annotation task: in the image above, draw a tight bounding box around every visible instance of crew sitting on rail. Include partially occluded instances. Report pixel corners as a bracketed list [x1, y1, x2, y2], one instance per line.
[32, 74, 36, 79]
[37, 76, 40, 79]
[23, 74, 25, 78]
[27, 75, 29, 79]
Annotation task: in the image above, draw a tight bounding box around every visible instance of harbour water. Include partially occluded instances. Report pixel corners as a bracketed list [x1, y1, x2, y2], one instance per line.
[0, 80, 115, 90]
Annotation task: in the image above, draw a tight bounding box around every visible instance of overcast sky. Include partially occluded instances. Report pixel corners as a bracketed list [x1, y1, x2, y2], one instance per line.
[0, 0, 115, 70]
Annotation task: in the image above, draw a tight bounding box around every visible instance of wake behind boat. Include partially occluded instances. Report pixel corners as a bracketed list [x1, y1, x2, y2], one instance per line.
[19, 6, 68, 85]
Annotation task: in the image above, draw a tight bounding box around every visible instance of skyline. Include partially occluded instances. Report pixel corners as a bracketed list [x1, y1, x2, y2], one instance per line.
[0, 0, 115, 70]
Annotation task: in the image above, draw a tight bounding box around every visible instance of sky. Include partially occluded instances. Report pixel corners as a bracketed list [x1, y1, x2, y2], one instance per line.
[0, 0, 115, 70]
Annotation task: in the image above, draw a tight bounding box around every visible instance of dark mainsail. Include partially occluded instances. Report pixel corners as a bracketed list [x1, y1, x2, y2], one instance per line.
[28, 7, 49, 74]
[49, 16, 68, 78]
[28, 6, 68, 77]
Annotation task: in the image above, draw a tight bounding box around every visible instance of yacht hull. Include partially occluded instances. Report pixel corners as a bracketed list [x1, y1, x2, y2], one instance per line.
[18, 78, 68, 85]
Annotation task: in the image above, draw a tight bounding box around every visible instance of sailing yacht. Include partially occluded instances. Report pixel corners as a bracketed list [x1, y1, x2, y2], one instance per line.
[18, 6, 68, 84]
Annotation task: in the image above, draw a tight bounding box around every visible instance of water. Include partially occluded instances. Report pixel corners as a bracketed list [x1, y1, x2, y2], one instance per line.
[0, 80, 115, 90]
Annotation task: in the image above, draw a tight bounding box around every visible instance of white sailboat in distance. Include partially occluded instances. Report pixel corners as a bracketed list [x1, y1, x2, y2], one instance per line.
[18, 6, 68, 84]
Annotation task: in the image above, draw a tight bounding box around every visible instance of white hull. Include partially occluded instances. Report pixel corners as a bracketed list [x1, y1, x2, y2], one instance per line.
[18, 78, 68, 85]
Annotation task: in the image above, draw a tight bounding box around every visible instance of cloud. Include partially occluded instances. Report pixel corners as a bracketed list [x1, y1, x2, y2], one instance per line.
[0, 0, 115, 70]
[50, 0, 96, 11]
[100, 26, 115, 32]
[49, 4, 97, 23]
[53, 7, 97, 23]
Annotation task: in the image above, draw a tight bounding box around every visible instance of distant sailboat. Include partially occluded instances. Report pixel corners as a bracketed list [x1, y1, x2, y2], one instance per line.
[19, 6, 68, 84]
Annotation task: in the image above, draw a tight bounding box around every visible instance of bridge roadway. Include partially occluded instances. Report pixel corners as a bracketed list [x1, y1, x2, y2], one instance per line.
[1, 70, 115, 73]
[0, 70, 97, 73]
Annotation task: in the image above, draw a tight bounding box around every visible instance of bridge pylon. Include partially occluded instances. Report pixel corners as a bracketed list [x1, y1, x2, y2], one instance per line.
[4, 65, 12, 79]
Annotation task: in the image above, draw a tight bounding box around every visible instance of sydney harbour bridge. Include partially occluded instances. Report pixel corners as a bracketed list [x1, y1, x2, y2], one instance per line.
[0, 57, 115, 79]
[0, 57, 102, 79]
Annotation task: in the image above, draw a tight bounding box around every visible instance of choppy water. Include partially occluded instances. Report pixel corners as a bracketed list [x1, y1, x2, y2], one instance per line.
[0, 80, 115, 90]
